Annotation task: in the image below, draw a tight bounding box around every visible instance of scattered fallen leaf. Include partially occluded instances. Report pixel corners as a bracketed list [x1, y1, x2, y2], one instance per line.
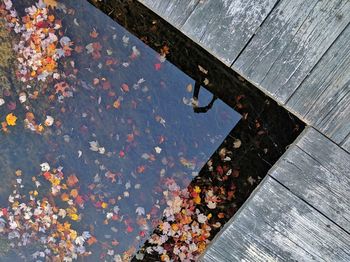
[6, 113, 17, 126]
[67, 174, 79, 187]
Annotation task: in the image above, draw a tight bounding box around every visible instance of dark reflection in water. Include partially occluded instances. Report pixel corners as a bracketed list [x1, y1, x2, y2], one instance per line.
[0, 0, 240, 261]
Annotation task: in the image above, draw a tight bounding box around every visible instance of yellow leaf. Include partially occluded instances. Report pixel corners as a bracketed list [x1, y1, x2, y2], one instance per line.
[194, 195, 201, 204]
[69, 213, 79, 221]
[194, 186, 201, 194]
[6, 113, 17, 126]
[69, 229, 77, 240]
[43, 0, 58, 9]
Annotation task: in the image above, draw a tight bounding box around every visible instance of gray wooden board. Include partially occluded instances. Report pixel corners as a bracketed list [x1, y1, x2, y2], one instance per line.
[286, 25, 350, 119]
[296, 127, 350, 178]
[201, 177, 350, 262]
[286, 24, 350, 144]
[138, 0, 199, 28]
[181, 0, 279, 66]
[342, 135, 350, 153]
[313, 90, 350, 144]
[233, 0, 350, 104]
[269, 146, 350, 232]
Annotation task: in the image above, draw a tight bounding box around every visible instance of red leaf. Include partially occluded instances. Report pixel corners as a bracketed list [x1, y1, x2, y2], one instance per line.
[126, 225, 133, 233]
[43, 171, 52, 180]
[121, 83, 129, 92]
[154, 63, 161, 71]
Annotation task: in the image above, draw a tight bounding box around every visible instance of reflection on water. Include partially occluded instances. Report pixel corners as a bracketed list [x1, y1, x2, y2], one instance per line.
[0, 0, 240, 261]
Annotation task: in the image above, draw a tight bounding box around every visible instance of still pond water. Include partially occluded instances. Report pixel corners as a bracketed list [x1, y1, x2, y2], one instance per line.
[0, 0, 240, 261]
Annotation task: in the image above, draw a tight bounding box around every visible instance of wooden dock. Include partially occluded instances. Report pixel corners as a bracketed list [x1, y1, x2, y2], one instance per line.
[137, 0, 350, 261]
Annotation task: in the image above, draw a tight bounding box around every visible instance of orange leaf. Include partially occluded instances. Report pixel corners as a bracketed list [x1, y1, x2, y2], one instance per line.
[90, 29, 99, 38]
[70, 189, 78, 198]
[87, 236, 97, 246]
[66, 174, 79, 187]
[61, 193, 70, 202]
[113, 100, 121, 109]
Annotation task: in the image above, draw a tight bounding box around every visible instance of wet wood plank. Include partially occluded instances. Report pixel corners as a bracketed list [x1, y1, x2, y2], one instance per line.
[201, 177, 350, 262]
[138, 0, 199, 28]
[233, 0, 350, 104]
[269, 144, 350, 231]
[181, 0, 279, 66]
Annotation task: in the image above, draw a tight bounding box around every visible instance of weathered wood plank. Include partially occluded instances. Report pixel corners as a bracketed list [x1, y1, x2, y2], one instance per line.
[296, 127, 350, 177]
[233, 0, 350, 104]
[342, 135, 350, 153]
[202, 208, 318, 262]
[269, 146, 350, 231]
[286, 25, 350, 119]
[138, 0, 199, 28]
[311, 90, 350, 144]
[202, 177, 350, 261]
[181, 0, 279, 66]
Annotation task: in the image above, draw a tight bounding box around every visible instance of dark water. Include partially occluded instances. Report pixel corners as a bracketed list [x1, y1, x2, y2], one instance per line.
[0, 0, 241, 261]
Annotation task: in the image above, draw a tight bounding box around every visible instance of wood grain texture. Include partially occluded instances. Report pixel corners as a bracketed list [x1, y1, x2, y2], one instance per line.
[286, 25, 350, 119]
[312, 90, 350, 144]
[201, 177, 350, 262]
[296, 127, 350, 177]
[233, 0, 350, 104]
[181, 0, 279, 66]
[286, 24, 350, 144]
[269, 146, 350, 231]
[138, 0, 199, 28]
[342, 135, 350, 153]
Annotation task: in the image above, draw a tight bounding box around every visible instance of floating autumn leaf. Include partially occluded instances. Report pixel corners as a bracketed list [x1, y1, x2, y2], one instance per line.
[6, 113, 17, 126]
[87, 236, 97, 246]
[25, 112, 35, 122]
[55, 81, 69, 96]
[90, 28, 99, 38]
[70, 189, 79, 198]
[121, 83, 129, 92]
[43, 0, 58, 9]
[66, 174, 79, 187]
[75, 195, 84, 205]
[113, 99, 121, 109]
[69, 213, 80, 221]
[44, 115, 54, 126]
[61, 192, 70, 202]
